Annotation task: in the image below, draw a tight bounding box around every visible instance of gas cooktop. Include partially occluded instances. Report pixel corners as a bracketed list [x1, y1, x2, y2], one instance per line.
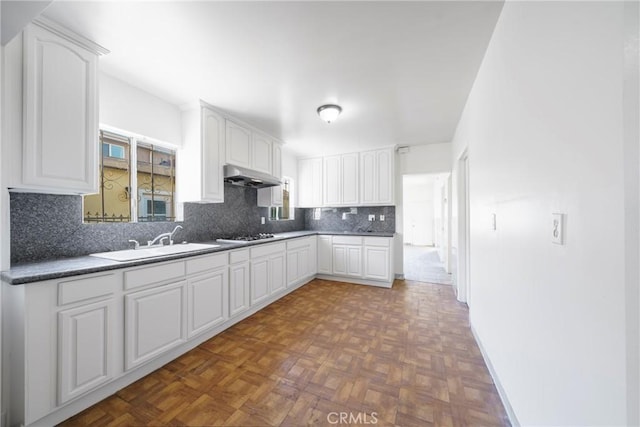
[217, 233, 275, 244]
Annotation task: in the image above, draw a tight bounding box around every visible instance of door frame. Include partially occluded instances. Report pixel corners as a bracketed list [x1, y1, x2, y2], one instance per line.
[457, 150, 471, 304]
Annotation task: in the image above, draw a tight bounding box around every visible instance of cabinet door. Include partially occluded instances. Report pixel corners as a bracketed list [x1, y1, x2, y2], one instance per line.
[272, 143, 282, 179]
[23, 24, 98, 193]
[332, 245, 348, 276]
[308, 236, 318, 275]
[251, 257, 270, 305]
[270, 253, 286, 294]
[299, 157, 323, 207]
[298, 247, 310, 280]
[58, 299, 115, 404]
[346, 246, 363, 277]
[187, 269, 228, 338]
[252, 133, 272, 174]
[287, 250, 299, 287]
[229, 262, 250, 317]
[201, 108, 225, 202]
[311, 158, 324, 207]
[360, 150, 377, 205]
[323, 155, 342, 206]
[225, 120, 251, 168]
[364, 246, 391, 281]
[341, 153, 359, 205]
[376, 149, 394, 204]
[318, 236, 333, 274]
[125, 281, 187, 370]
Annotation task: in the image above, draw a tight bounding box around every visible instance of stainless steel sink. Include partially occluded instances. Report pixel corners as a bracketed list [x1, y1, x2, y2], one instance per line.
[90, 243, 220, 262]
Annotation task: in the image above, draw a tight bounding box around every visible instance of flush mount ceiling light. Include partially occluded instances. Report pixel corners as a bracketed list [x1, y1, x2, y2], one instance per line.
[317, 104, 342, 123]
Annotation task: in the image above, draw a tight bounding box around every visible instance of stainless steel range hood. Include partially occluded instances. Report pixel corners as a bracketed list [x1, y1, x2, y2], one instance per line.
[223, 164, 281, 188]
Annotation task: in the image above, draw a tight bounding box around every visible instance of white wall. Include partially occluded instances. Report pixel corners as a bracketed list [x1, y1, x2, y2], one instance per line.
[100, 73, 182, 146]
[394, 143, 451, 276]
[403, 175, 435, 246]
[450, 2, 637, 425]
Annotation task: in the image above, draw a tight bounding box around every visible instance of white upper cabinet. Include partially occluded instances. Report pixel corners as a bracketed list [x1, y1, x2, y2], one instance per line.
[360, 147, 395, 205]
[257, 141, 283, 207]
[18, 19, 108, 194]
[298, 157, 323, 207]
[323, 153, 359, 206]
[299, 147, 394, 208]
[225, 120, 252, 169]
[251, 133, 272, 174]
[177, 103, 225, 204]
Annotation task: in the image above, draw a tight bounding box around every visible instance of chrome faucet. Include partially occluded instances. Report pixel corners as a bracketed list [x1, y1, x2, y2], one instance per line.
[147, 225, 183, 247]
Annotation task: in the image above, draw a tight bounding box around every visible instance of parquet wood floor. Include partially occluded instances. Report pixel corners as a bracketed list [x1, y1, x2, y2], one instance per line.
[59, 279, 510, 427]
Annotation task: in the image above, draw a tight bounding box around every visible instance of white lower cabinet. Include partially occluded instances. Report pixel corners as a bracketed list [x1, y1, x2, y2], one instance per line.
[58, 298, 115, 405]
[318, 235, 333, 274]
[286, 236, 316, 288]
[251, 257, 270, 305]
[318, 235, 394, 287]
[250, 242, 286, 304]
[2, 236, 322, 427]
[332, 236, 363, 278]
[187, 269, 228, 338]
[363, 238, 392, 282]
[229, 249, 251, 317]
[125, 280, 187, 370]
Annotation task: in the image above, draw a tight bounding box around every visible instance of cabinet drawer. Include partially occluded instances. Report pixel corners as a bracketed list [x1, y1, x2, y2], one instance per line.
[333, 236, 362, 245]
[186, 253, 227, 276]
[286, 237, 312, 250]
[364, 237, 391, 247]
[58, 273, 118, 306]
[250, 242, 286, 259]
[124, 261, 185, 291]
[230, 249, 249, 264]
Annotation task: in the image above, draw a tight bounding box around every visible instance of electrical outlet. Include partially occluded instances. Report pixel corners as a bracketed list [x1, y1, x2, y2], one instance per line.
[551, 213, 564, 244]
[379, 215, 385, 221]
[368, 214, 375, 221]
[261, 217, 265, 225]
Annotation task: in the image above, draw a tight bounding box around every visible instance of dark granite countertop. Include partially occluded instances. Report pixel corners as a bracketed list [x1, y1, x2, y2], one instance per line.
[1, 230, 395, 285]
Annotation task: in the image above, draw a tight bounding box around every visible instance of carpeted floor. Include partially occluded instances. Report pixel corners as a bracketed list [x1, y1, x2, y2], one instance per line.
[403, 245, 452, 285]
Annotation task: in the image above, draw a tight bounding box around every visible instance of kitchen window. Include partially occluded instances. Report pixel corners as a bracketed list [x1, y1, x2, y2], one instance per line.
[83, 129, 177, 223]
[269, 177, 294, 221]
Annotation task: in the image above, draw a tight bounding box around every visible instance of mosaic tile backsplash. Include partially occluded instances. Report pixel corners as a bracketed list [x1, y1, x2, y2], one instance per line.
[304, 206, 396, 233]
[9, 186, 304, 264]
[9, 189, 395, 264]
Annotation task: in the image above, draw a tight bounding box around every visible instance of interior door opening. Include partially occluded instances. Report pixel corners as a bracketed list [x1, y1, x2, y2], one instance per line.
[402, 173, 452, 284]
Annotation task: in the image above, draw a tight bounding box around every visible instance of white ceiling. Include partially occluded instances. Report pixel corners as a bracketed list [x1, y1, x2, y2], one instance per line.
[42, 1, 503, 157]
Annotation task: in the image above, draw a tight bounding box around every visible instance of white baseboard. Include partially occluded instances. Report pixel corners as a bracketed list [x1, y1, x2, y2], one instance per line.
[470, 324, 520, 427]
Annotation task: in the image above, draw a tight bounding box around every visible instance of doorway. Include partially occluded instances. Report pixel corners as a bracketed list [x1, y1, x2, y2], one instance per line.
[402, 173, 451, 284]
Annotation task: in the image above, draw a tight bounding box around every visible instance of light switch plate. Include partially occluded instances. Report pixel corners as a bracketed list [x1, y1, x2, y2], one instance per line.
[261, 217, 265, 225]
[380, 215, 385, 221]
[551, 213, 564, 244]
[491, 213, 497, 231]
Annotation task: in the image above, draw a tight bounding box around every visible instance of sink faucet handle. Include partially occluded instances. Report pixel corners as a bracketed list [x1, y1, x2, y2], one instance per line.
[128, 239, 140, 249]
[169, 225, 183, 245]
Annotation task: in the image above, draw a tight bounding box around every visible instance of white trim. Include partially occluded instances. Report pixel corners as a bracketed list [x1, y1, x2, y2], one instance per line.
[470, 324, 520, 427]
[32, 17, 109, 56]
